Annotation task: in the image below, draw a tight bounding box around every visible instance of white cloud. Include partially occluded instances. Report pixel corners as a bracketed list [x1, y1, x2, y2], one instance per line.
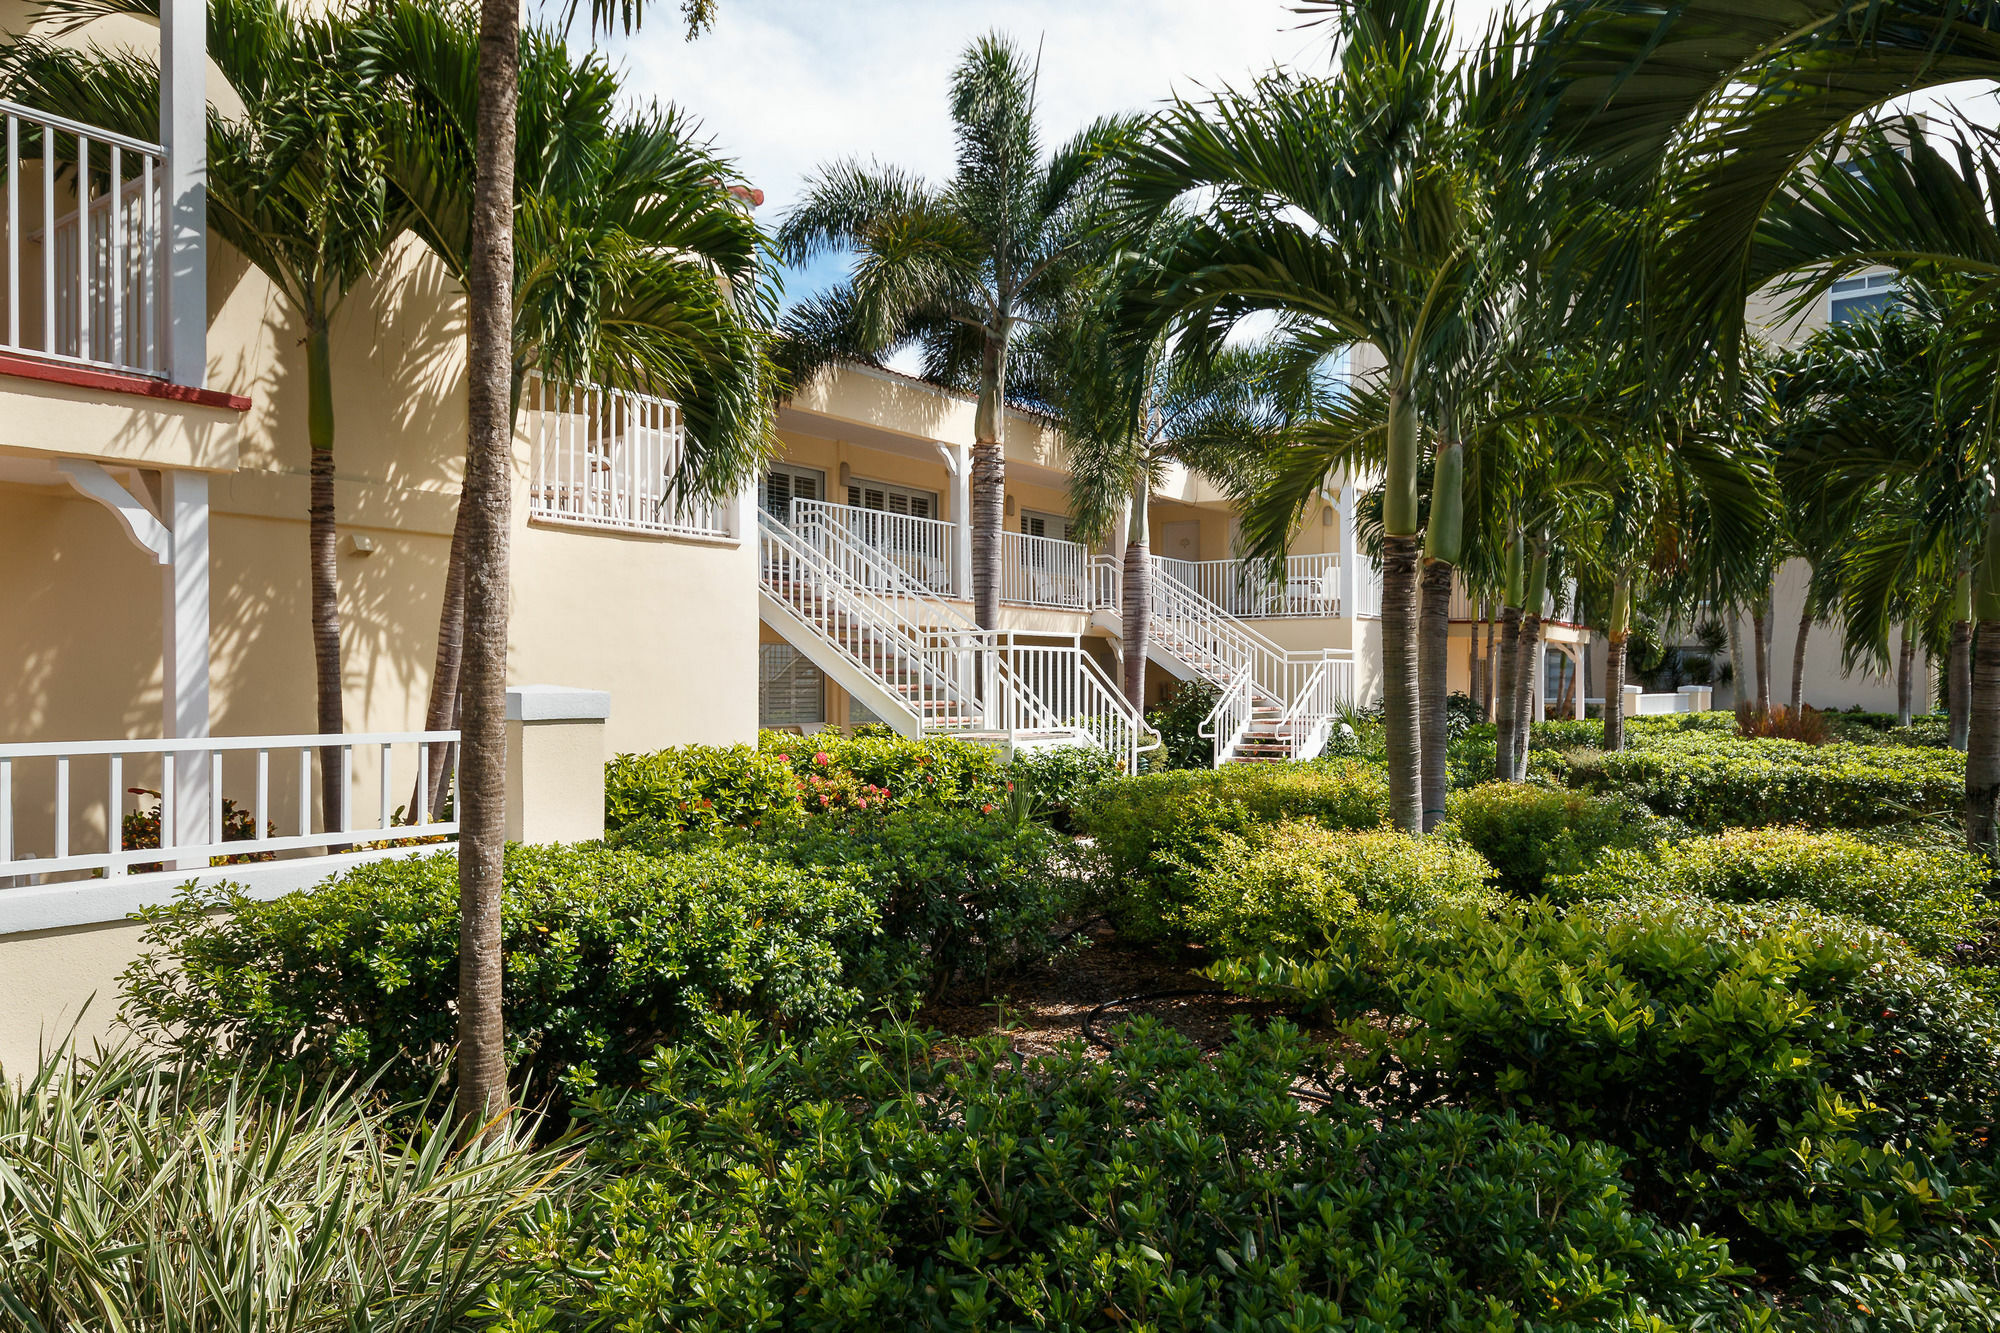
[564, 0, 1344, 307]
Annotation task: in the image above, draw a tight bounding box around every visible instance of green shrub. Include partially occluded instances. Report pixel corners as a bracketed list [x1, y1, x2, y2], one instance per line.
[1558, 826, 1994, 955]
[760, 730, 1005, 808]
[1213, 894, 2000, 1278]
[120, 845, 878, 1107]
[604, 743, 801, 836]
[1140, 678, 1219, 770]
[1003, 743, 1122, 830]
[483, 1015, 1745, 1333]
[1187, 823, 1497, 954]
[1074, 761, 1390, 939]
[764, 807, 1080, 996]
[1566, 730, 1964, 830]
[1445, 783, 1673, 895]
[0, 1045, 559, 1330]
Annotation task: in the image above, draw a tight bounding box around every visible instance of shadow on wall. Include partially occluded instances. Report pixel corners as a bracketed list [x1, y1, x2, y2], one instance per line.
[0, 234, 475, 849]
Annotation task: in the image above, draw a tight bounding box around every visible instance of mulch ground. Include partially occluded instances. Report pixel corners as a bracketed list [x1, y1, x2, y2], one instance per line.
[919, 922, 1301, 1063]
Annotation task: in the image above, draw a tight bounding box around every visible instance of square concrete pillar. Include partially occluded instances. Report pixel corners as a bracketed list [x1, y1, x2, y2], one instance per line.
[505, 686, 610, 845]
[1622, 684, 1644, 718]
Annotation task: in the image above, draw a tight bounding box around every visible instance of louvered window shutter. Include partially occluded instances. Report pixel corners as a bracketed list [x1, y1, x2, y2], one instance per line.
[763, 470, 791, 517]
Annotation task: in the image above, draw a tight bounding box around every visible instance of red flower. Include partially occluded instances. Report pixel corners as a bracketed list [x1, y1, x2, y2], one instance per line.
[814, 752, 832, 765]
[857, 799, 869, 809]
[699, 798, 713, 809]
[776, 754, 791, 764]
[980, 803, 994, 814]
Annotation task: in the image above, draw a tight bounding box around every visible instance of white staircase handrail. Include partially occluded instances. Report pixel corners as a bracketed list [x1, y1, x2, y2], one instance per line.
[1197, 668, 1256, 768]
[758, 513, 978, 732]
[790, 499, 975, 631]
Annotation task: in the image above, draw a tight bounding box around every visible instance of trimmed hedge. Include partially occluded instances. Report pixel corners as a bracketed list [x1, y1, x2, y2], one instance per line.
[1213, 893, 2000, 1281]
[1185, 823, 1497, 954]
[1557, 826, 1993, 955]
[604, 733, 1007, 839]
[1445, 782, 1674, 896]
[1561, 730, 1963, 829]
[484, 1016, 1746, 1332]
[120, 845, 877, 1107]
[1073, 761, 1390, 940]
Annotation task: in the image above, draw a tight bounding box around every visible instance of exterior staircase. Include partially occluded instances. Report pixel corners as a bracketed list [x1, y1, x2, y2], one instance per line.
[758, 509, 1151, 770]
[1097, 555, 1355, 767]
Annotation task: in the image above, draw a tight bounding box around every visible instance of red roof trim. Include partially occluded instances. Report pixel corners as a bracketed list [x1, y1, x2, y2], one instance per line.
[0, 351, 251, 411]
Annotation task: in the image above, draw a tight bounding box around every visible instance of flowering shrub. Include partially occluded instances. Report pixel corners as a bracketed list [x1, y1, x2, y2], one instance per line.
[120, 786, 274, 872]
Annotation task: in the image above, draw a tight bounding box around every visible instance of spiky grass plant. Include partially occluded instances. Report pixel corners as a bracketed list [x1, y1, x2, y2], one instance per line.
[0, 1043, 569, 1331]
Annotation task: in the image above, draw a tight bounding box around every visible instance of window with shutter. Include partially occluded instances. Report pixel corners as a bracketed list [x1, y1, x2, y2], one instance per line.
[849, 479, 937, 518]
[759, 643, 826, 728]
[762, 464, 825, 518]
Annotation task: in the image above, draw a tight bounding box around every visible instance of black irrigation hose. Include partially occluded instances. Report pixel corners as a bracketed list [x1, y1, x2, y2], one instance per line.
[1082, 987, 1345, 1106]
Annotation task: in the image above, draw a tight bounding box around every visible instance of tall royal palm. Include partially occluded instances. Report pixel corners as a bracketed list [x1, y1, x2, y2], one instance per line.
[6, 0, 396, 836]
[1109, 0, 1532, 831]
[776, 34, 1130, 630]
[364, 0, 776, 817]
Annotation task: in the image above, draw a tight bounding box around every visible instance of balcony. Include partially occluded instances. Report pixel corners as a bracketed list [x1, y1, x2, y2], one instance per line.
[524, 376, 735, 540]
[1156, 553, 1374, 618]
[0, 101, 167, 379]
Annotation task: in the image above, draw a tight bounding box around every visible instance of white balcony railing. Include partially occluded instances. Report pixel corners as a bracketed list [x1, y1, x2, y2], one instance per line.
[4, 101, 167, 377]
[0, 731, 459, 886]
[525, 376, 732, 540]
[791, 499, 955, 596]
[1002, 529, 1093, 610]
[1156, 553, 1353, 618]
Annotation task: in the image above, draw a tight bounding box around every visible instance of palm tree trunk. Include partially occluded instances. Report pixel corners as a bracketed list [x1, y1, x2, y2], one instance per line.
[1897, 625, 1916, 726]
[1604, 634, 1628, 752]
[1789, 604, 1811, 711]
[1603, 575, 1632, 751]
[1380, 534, 1422, 831]
[1120, 481, 1151, 712]
[1968, 619, 2000, 859]
[1418, 559, 1453, 831]
[1465, 596, 1480, 718]
[1752, 599, 1772, 715]
[1513, 612, 1541, 780]
[455, 0, 520, 1137]
[1726, 609, 1745, 709]
[970, 333, 1008, 630]
[305, 319, 346, 836]
[1482, 605, 1496, 721]
[411, 501, 469, 821]
[1950, 619, 1972, 750]
[1494, 605, 1521, 783]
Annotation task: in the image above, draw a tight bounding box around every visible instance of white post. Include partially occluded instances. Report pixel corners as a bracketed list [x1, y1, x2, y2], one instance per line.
[160, 0, 206, 388]
[951, 445, 972, 600]
[1336, 482, 1358, 617]
[1532, 637, 1547, 723]
[162, 470, 210, 865]
[1572, 648, 1586, 720]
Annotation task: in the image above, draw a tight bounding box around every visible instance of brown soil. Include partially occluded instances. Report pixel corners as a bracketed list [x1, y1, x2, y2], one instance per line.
[919, 922, 1299, 1063]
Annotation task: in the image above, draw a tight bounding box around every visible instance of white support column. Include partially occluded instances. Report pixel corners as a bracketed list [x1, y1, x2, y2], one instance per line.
[1532, 636, 1547, 723]
[162, 471, 210, 864]
[1572, 647, 1586, 720]
[951, 445, 972, 600]
[160, 0, 206, 388]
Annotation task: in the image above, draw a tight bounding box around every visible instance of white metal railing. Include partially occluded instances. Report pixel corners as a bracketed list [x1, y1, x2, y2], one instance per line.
[760, 512, 982, 732]
[1157, 554, 1348, 618]
[4, 101, 166, 377]
[985, 637, 1146, 773]
[1198, 669, 1256, 768]
[1092, 555, 1123, 612]
[1002, 529, 1094, 610]
[791, 499, 955, 597]
[0, 731, 458, 885]
[525, 376, 732, 539]
[760, 511, 1149, 767]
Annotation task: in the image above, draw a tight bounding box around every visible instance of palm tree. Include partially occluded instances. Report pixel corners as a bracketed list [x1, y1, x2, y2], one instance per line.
[361, 0, 777, 818]
[1745, 122, 2000, 850]
[6, 0, 398, 835]
[1108, 0, 1540, 831]
[775, 34, 1131, 631]
[1056, 310, 1318, 709]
